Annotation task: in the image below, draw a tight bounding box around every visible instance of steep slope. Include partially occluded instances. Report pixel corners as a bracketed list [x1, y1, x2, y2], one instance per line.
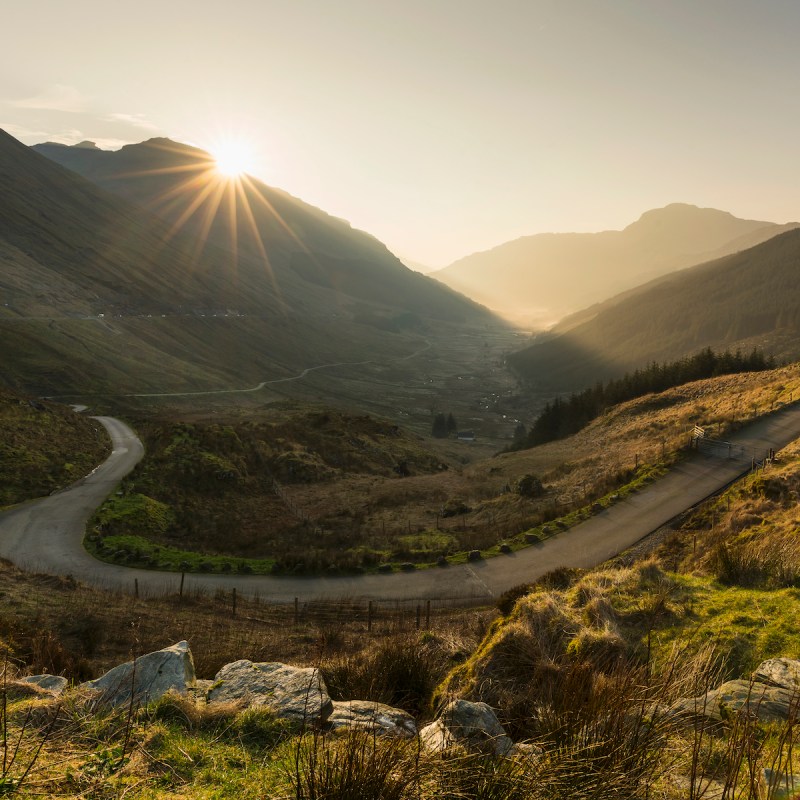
[0, 130, 260, 317]
[1, 129, 502, 397]
[508, 227, 800, 389]
[33, 137, 487, 322]
[433, 204, 797, 326]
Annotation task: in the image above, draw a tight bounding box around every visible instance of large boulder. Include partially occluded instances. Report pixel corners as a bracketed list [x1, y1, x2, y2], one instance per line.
[81, 641, 195, 707]
[753, 659, 800, 692]
[326, 700, 417, 738]
[208, 661, 332, 724]
[420, 699, 513, 756]
[671, 680, 799, 726]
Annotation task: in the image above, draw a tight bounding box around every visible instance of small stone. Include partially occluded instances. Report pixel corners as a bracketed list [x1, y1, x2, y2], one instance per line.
[507, 741, 543, 761]
[327, 700, 417, 738]
[20, 674, 68, 695]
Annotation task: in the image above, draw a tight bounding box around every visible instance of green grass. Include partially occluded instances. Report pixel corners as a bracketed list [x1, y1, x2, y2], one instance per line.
[654, 575, 800, 677]
[85, 533, 277, 574]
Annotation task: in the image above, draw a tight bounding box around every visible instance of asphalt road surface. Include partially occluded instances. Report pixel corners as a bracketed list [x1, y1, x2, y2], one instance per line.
[2, 405, 800, 605]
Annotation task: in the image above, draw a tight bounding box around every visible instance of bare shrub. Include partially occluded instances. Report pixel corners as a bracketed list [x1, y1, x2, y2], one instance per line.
[287, 729, 416, 800]
[321, 633, 446, 716]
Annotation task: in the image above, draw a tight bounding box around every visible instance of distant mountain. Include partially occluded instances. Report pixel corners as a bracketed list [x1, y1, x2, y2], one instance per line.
[1, 129, 498, 395]
[33, 137, 485, 322]
[507, 227, 800, 390]
[433, 204, 798, 327]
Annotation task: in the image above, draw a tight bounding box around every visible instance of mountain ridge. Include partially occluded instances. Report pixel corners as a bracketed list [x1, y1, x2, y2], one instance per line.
[508, 226, 800, 390]
[33, 137, 488, 322]
[433, 203, 798, 326]
[1, 128, 502, 397]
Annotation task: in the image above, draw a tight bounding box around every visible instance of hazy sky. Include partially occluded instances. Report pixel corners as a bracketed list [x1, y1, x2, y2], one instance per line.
[3, 1, 800, 267]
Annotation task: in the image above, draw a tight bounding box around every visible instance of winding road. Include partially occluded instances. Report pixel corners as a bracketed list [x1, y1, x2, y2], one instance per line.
[126, 338, 433, 398]
[3, 405, 800, 604]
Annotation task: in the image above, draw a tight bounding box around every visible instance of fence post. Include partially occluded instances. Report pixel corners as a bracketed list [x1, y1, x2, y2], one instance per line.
[134, 578, 138, 599]
[416, 604, 421, 629]
[232, 588, 237, 617]
[425, 599, 431, 629]
[367, 600, 373, 632]
[179, 572, 185, 598]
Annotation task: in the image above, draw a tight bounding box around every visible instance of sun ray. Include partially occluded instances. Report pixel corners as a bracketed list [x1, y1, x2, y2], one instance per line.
[241, 174, 316, 258]
[235, 178, 287, 308]
[190, 178, 228, 262]
[162, 174, 222, 243]
[143, 168, 216, 212]
[102, 135, 303, 315]
[225, 177, 238, 269]
[110, 162, 214, 181]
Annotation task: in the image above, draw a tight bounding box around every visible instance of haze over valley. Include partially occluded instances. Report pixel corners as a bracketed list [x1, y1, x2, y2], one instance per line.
[433, 203, 799, 328]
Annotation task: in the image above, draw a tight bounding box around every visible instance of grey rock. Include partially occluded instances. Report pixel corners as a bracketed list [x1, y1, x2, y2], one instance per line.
[671, 679, 800, 726]
[20, 674, 68, 695]
[420, 699, 513, 756]
[753, 658, 800, 692]
[81, 641, 195, 707]
[208, 661, 332, 724]
[669, 691, 725, 726]
[327, 700, 417, 738]
[716, 680, 799, 723]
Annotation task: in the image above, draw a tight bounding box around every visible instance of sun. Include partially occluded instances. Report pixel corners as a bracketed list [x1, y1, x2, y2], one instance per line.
[212, 138, 256, 178]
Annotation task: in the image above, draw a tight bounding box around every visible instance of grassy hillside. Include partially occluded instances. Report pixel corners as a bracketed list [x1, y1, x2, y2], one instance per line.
[0, 389, 109, 506]
[85, 409, 450, 572]
[509, 227, 800, 390]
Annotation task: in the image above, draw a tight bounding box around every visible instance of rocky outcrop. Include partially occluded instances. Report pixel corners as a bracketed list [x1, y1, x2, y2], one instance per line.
[326, 700, 417, 738]
[420, 699, 513, 756]
[81, 641, 195, 707]
[207, 660, 332, 724]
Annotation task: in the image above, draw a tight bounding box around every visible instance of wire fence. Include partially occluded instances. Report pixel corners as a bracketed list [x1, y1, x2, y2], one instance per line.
[124, 577, 490, 631]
